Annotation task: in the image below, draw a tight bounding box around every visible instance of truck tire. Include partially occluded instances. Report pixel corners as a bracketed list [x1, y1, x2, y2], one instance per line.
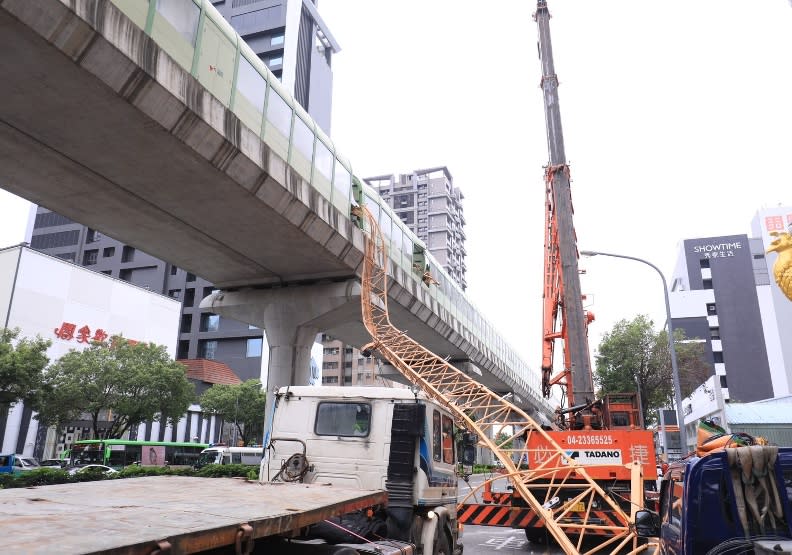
[524, 528, 548, 544]
[434, 528, 451, 555]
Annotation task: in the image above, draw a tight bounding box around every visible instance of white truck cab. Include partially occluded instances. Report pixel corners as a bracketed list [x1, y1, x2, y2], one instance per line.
[261, 385, 471, 554]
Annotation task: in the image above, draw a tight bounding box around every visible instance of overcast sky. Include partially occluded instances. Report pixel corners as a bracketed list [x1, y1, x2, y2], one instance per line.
[318, 0, 792, 369]
[2, 0, 791, 379]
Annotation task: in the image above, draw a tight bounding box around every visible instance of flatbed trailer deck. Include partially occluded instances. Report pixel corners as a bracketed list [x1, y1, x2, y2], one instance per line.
[0, 475, 388, 554]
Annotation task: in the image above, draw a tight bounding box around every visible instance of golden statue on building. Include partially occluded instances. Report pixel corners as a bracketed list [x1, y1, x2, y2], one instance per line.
[767, 230, 792, 301]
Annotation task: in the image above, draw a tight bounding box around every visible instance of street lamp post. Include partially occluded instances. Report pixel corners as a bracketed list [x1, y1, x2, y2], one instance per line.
[580, 250, 689, 454]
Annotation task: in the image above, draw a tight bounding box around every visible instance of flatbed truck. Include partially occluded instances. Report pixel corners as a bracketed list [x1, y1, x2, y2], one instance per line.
[0, 475, 390, 554]
[0, 384, 472, 554]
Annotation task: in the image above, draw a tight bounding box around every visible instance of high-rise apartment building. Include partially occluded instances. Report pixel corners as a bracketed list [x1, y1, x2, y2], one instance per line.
[28, 1, 338, 383]
[366, 167, 467, 290]
[318, 334, 380, 386]
[669, 206, 792, 446]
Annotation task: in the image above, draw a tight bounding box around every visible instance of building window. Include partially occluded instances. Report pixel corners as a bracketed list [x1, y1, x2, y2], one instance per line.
[699, 258, 710, 268]
[183, 288, 195, 307]
[720, 376, 728, 388]
[246, 337, 263, 358]
[323, 362, 338, 370]
[82, 249, 98, 266]
[34, 211, 73, 228]
[269, 56, 283, 66]
[201, 313, 220, 332]
[103, 247, 115, 258]
[170, 265, 178, 275]
[200, 340, 218, 360]
[713, 351, 724, 364]
[322, 376, 339, 384]
[324, 347, 339, 355]
[186, 272, 196, 282]
[270, 34, 284, 46]
[177, 340, 189, 360]
[86, 229, 102, 243]
[702, 279, 713, 289]
[30, 230, 80, 249]
[398, 211, 415, 225]
[169, 289, 181, 299]
[706, 303, 717, 315]
[394, 194, 414, 209]
[180, 314, 192, 334]
[121, 246, 135, 263]
[709, 327, 720, 340]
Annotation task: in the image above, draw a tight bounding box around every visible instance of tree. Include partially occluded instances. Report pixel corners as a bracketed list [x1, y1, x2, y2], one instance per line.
[36, 337, 195, 438]
[200, 380, 267, 445]
[594, 315, 710, 425]
[0, 328, 51, 421]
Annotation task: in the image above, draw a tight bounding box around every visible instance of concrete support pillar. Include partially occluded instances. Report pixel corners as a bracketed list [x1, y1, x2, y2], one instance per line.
[200, 280, 361, 445]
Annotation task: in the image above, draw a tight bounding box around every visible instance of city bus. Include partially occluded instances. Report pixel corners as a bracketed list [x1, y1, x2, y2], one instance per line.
[68, 440, 208, 470]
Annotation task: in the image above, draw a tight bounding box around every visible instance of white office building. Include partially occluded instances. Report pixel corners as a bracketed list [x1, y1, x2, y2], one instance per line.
[668, 206, 792, 452]
[0, 244, 181, 458]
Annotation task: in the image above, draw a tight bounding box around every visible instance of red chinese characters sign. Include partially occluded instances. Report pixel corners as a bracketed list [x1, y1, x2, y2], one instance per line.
[54, 322, 137, 345]
[765, 214, 792, 232]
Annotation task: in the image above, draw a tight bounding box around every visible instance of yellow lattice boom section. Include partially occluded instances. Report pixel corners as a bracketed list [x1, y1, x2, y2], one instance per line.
[356, 207, 655, 554]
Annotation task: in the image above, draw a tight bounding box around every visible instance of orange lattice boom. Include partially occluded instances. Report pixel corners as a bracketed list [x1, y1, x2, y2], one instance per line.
[356, 206, 653, 555]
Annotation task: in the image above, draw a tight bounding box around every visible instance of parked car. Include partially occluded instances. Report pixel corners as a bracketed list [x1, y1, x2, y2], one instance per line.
[0, 454, 40, 474]
[39, 459, 66, 469]
[68, 464, 118, 476]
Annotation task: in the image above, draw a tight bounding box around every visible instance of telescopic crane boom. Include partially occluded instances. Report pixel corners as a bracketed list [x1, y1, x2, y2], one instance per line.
[537, 0, 596, 421]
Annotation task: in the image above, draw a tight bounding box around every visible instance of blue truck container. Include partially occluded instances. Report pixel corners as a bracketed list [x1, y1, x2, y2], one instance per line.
[636, 446, 792, 554]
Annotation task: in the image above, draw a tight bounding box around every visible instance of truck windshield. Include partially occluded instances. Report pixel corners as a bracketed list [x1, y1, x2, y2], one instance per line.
[315, 402, 371, 437]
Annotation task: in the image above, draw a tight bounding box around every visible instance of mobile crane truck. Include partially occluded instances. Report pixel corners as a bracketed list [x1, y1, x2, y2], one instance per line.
[459, 0, 657, 546]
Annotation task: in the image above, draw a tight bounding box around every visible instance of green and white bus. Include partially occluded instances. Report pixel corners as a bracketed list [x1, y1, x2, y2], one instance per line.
[68, 440, 208, 470]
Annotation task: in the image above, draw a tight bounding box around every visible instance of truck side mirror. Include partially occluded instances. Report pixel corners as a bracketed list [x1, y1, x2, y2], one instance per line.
[459, 432, 478, 465]
[634, 509, 660, 537]
[461, 445, 476, 466]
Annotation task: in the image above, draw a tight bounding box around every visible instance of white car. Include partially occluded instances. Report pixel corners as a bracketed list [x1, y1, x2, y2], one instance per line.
[39, 459, 66, 469]
[13, 456, 40, 472]
[68, 464, 118, 476]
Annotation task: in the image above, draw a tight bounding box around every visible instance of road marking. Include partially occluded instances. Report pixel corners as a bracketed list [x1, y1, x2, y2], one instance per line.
[479, 537, 527, 550]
